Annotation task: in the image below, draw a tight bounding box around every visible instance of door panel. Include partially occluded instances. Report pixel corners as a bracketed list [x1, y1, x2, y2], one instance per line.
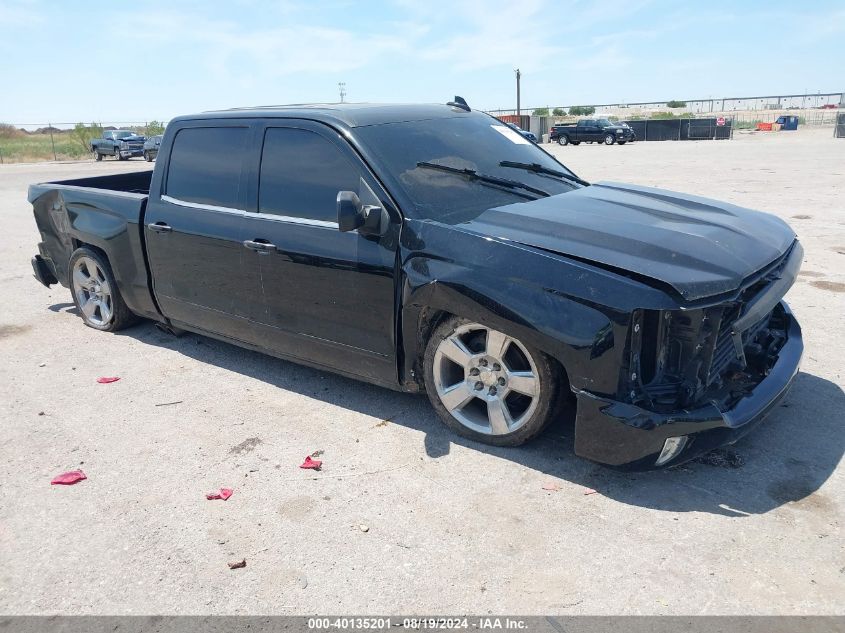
[144, 123, 260, 342]
[240, 122, 398, 382]
[241, 216, 397, 356]
[145, 200, 254, 338]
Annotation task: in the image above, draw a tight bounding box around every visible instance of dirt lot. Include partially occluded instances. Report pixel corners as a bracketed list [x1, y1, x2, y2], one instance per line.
[1, 128, 843, 615]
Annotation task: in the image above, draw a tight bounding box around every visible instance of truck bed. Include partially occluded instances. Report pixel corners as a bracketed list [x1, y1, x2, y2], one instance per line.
[33, 170, 154, 195]
[28, 169, 160, 321]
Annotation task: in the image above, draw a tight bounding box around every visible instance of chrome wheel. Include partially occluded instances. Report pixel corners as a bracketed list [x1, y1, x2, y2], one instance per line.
[432, 323, 540, 436]
[72, 256, 113, 326]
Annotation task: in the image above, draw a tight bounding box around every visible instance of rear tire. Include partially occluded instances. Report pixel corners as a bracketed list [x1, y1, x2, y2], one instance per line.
[557, 135, 569, 146]
[423, 316, 560, 446]
[68, 247, 138, 332]
[95, 151, 102, 161]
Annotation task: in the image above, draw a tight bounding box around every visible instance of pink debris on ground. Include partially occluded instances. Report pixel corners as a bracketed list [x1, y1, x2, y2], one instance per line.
[541, 481, 562, 491]
[300, 455, 322, 470]
[583, 488, 599, 495]
[206, 488, 234, 500]
[96, 376, 120, 384]
[51, 470, 87, 485]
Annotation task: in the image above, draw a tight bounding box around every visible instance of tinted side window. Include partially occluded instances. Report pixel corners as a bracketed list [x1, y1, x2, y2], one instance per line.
[259, 127, 360, 222]
[166, 127, 247, 209]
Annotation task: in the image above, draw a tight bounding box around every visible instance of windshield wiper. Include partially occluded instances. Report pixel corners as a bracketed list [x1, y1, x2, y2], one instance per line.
[498, 160, 589, 187]
[416, 161, 549, 199]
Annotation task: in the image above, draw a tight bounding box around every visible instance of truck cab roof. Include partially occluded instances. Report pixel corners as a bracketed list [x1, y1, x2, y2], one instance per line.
[176, 103, 472, 129]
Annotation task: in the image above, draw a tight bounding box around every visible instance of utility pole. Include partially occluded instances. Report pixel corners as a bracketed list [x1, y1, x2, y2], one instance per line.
[338, 82, 347, 103]
[514, 68, 521, 116]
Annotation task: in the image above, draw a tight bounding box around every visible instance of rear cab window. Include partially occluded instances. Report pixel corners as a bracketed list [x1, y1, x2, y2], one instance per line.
[165, 126, 248, 209]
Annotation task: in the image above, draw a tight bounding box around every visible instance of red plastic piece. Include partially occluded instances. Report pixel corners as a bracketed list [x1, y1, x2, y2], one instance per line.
[206, 488, 234, 500]
[97, 377, 120, 384]
[51, 470, 87, 485]
[300, 455, 322, 470]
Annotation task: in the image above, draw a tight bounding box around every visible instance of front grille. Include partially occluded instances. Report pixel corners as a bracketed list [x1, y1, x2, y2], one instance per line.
[707, 308, 771, 384]
[638, 245, 797, 409]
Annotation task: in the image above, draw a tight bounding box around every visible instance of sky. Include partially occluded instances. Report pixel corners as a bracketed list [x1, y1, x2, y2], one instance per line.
[1, 0, 843, 125]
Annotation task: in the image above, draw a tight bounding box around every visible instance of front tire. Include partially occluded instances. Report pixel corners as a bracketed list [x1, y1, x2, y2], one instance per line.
[144, 151, 152, 162]
[423, 317, 560, 446]
[68, 247, 137, 332]
[115, 149, 123, 160]
[604, 134, 615, 145]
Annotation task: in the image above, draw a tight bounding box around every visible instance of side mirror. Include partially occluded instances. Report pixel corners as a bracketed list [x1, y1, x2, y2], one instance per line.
[337, 191, 364, 232]
[337, 191, 388, 236]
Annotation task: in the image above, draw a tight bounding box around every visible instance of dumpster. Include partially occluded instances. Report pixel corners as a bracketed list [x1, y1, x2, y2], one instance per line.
[775, 115, 799, 131]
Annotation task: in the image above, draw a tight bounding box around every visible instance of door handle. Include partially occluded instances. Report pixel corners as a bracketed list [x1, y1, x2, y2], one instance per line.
[148, 221, 172, 233]
[243, 239, 276, 254]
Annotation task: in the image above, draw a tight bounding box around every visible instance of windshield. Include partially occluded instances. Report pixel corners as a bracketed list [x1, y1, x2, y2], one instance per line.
[595, 119, 614, 127]
[355, 113, 581, 221]
[113, 130, 135, 139]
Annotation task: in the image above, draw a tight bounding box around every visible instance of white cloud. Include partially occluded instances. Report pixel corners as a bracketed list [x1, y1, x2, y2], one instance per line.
[127, 10, 413, 78]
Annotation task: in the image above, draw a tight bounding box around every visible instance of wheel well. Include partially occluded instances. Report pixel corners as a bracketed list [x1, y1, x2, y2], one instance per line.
[413, 307, 573, 401]
[412, 307, 452, 386]
[72, 239, 108, 262]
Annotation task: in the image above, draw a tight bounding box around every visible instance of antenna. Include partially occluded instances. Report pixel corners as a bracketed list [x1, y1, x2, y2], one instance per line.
[338, 82, 347, 103]
[447, 96, 471, 112]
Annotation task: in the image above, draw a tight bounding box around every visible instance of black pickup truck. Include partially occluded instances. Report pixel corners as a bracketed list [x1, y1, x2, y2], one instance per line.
[91, 129, 147, 161]
[29, 102, 802, 469]
[551, 118, 634, 145]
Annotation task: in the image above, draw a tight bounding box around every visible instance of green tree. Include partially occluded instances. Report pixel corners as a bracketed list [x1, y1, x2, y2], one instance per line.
[70, 122, 104, 152]
[666, 100, 687, 108]
[552, 107, 566, 116]
[569, 105, 596, 116]
[532, 107, 550, 116]
[144, 120, 166, 136]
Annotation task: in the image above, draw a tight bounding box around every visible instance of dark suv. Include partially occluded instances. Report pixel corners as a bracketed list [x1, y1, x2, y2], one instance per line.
[143, 135, 163, 161]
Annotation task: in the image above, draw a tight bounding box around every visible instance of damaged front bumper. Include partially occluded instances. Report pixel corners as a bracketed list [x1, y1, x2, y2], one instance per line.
[572, 301, 803, 469]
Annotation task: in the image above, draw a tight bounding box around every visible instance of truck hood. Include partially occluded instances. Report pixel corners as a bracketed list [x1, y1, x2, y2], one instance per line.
[457, 181, 796, 301]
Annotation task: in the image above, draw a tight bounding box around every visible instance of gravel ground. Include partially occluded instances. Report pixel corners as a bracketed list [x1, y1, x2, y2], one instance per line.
[1, 128, 843, 615]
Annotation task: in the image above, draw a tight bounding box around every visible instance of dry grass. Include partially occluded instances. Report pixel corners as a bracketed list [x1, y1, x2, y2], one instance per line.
[0, 129, 90, 163]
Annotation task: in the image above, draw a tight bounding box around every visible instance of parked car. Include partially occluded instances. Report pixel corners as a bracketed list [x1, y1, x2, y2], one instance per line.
[91, 130, 146, 161]
[616, 121, 637, 141]
[505, 122, 537, 142]
[29, 101, 802, 469]
[551, 118, 634, 145]
[143, 135, 163, 161]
